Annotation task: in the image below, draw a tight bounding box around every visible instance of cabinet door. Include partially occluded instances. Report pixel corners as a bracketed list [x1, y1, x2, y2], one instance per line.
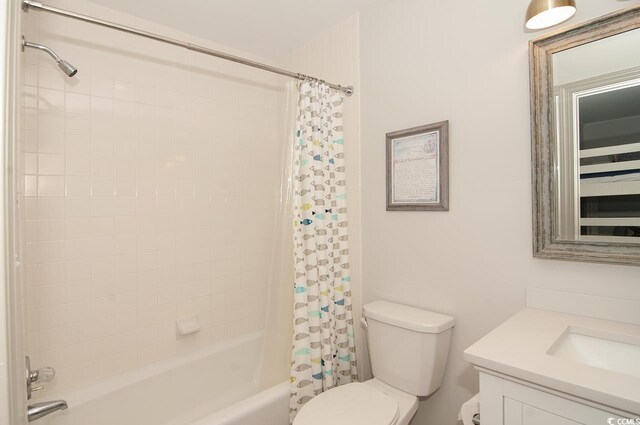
[523, 405, 583, 425]
[504, 398, 523, 425]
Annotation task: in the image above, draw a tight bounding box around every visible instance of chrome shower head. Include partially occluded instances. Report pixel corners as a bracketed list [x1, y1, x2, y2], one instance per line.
[58, 59, 77, 77]
[21, 36, 78, 78]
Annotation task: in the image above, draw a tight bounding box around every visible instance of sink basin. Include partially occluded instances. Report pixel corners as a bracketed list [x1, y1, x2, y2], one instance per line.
[548, 326, 640, 378]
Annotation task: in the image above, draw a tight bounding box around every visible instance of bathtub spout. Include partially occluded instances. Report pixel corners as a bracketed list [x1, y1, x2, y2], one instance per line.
[27, 400, 68, 422]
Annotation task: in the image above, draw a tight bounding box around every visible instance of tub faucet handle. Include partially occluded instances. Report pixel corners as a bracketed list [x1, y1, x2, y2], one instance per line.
[30, 366, 55, 391]
[26, 356, 56, 399]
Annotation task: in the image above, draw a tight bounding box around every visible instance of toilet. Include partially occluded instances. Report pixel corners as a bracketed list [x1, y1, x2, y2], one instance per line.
[294, 300, 455, 425]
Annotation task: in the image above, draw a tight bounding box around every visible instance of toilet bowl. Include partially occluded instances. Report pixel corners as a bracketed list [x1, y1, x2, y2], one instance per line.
[293, 301, 455, 425]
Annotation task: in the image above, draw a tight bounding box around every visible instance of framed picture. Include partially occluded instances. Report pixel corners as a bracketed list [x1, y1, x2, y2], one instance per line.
[386, 121, 449, 211]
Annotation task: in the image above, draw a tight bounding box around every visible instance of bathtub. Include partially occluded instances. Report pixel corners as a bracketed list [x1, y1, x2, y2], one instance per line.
[39, 332, 289, 425]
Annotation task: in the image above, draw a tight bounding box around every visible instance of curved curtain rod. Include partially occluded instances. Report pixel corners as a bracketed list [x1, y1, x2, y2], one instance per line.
[22, 0, 355, 97]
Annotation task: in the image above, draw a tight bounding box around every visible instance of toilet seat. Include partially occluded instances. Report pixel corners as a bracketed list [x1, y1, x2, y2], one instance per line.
[293, 382, 399, 425]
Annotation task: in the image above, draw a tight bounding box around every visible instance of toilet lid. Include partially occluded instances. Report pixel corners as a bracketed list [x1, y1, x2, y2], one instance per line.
[294, 383, 399, 425]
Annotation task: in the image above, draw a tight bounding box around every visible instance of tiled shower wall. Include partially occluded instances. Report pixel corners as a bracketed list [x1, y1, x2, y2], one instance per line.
[20, 0, 283, 394]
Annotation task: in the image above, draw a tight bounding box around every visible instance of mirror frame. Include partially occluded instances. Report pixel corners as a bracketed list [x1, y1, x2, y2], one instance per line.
[530, 5, 640, 266]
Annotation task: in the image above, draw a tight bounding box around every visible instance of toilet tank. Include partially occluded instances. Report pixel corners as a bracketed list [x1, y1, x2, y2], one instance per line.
[363, 301, 454, 397]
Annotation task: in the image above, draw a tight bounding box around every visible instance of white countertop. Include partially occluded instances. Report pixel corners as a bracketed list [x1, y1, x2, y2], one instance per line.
[464, 308, 640, 415]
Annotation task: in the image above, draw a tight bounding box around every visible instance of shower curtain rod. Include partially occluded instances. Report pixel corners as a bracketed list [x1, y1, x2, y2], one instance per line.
[21, 0, 354, 96]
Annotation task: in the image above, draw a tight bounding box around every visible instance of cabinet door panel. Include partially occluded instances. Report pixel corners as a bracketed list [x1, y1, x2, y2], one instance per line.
[523, 405, 583, 425]
[504, 398, 523, 425]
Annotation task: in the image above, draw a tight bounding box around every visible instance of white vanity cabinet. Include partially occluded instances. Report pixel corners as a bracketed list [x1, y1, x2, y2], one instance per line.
[464, 307, 640, 424]
[479, 372, 633, 425]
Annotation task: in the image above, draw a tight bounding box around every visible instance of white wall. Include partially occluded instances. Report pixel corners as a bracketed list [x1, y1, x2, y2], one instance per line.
[20, 0, 283, 395]
[359, 1, 640, 424]
[285, 14, 366, 378]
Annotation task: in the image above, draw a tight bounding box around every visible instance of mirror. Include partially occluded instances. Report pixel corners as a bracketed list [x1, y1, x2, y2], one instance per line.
[530, 6, 640, 265]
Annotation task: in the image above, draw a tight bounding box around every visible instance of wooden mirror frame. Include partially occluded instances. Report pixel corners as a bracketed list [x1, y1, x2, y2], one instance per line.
[530, 5, 640, 266]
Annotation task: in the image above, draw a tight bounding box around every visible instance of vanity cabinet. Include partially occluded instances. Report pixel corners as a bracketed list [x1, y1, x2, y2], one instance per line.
[479, 372, 633, 425]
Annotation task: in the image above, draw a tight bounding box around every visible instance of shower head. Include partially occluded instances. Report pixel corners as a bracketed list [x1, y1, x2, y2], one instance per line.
[21, 36, 78, 78]
[58, 59, 78, 77]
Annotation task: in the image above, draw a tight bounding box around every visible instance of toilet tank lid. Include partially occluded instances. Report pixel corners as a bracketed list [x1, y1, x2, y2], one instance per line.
[364, 301, 455, 333]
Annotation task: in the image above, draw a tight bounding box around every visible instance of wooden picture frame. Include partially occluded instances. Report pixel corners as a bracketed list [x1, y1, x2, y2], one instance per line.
[386, 121, 449, 211]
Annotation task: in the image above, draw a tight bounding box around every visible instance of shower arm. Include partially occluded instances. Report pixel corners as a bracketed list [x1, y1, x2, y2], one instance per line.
[22, 37, 62, 63]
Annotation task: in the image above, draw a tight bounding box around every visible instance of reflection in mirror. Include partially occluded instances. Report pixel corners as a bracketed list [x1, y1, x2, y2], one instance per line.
[552, 28, 640, 245]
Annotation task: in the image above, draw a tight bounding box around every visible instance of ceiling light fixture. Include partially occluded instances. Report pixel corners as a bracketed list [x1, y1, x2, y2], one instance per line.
[525, 0, 577, 30]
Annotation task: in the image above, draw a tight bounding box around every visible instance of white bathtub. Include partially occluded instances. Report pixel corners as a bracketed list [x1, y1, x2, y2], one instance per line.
[39, 332, 289, 425]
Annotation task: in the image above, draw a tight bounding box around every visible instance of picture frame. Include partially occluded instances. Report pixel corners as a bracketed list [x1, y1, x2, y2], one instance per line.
[386, 121, 449, 211]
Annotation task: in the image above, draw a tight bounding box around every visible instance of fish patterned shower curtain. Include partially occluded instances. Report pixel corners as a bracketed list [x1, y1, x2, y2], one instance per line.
[289, 80, 357, 422]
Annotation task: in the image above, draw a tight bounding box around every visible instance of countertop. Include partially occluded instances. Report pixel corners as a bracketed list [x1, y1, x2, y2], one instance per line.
[464, 308, 640, 415]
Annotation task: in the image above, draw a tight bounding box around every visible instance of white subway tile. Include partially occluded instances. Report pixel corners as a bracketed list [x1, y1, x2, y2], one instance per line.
[91, 177, 115, 197]
[65, 176, 91, 197]
[24, 175, 38, 197]
[114, 81, 136, 102]
[38, 176, 65, 196]
[38, 153, 65, 175]
[116, 349, 138, 373]
[38, 88, 65, 111]
[91, 76, 114, 99]
[65, 155, 90, 175]
[39, 66, 66, 91]
[38, 131, 65, 154]
[66, 93, 91, 115]
[39, 304, 68, 329]
[37, 284, 68, 308]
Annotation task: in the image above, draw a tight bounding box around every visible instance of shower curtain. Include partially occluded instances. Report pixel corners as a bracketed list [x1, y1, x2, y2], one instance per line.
[259, 82, 296, 391]
[289, 80, 357, 422]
